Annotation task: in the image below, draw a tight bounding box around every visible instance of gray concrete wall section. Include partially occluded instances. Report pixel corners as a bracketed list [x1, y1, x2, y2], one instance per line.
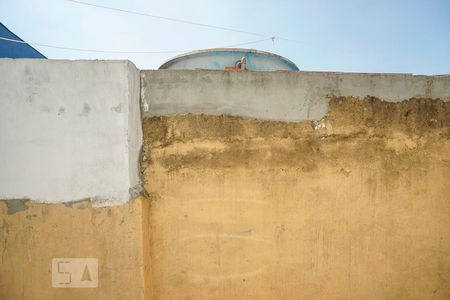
[0, 59, 142, 205]
[141, 70, 450, 121]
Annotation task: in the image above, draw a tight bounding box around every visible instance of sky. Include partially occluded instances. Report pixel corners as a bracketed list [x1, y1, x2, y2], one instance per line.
[1, 0, 449, 74]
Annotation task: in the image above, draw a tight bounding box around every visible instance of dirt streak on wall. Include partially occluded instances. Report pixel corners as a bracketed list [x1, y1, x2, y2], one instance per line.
[142, 97, 450, 299]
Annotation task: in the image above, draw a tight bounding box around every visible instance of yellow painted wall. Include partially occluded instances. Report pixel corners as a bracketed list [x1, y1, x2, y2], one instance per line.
[0, 197, 152, 300]
[142, 97, 450, 299]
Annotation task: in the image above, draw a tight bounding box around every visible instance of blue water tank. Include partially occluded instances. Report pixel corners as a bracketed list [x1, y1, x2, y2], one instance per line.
[159, 48, 298, 71]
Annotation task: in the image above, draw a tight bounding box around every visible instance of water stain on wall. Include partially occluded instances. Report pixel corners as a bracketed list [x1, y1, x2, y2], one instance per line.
[142, 97, 450, 299]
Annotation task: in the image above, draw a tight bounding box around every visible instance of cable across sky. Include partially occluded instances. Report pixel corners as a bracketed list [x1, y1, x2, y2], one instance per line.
[62, 0, 352, 49]
[65, 0, 271, 38]
[0, 36, 273, 54]
[64, 0, 382, 53]
[0, 0, 371, 57]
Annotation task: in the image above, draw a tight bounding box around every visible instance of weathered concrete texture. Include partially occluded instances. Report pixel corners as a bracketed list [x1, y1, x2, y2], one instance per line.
[0, 197, 152, 300]
[0, 59, 142, 204]
[141, 70, 450, 122]
[142, 97, 450, 299]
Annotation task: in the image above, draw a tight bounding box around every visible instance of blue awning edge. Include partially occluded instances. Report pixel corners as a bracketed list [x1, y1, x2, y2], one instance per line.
[0, 23, 46, 59]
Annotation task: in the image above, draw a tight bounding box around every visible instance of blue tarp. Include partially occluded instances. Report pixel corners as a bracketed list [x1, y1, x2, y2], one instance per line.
[0, 23, 46, 58]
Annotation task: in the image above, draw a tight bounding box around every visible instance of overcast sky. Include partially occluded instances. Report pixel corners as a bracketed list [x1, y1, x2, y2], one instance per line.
[1, 0, 449, 74]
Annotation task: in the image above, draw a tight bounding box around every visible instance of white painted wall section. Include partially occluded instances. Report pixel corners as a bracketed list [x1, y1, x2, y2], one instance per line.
[0, 59, 142, 204]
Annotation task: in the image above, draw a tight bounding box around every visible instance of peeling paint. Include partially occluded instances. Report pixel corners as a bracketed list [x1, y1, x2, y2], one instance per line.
[63, 198, 90, 208]
[5, 199, 29, 214]
[129, 184, 143, 198]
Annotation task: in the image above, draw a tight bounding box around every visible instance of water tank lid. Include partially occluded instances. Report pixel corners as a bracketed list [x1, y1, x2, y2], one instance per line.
[159, 48, 299, 71]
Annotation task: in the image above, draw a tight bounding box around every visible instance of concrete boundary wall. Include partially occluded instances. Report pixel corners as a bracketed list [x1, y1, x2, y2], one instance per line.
[0, 59, 142, 205]
[1, 61, 450, 205]
[1, 60, 450, 299]
[141, 70, 450, 121]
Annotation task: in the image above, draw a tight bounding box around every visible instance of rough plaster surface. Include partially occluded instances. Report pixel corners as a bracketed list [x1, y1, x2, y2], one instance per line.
[141, 70, 450, 121]
[0, 197, 152, 300]
[2, 62, 450, 299]
[142, 97, 450, 299]
[0, 59, 142, 204]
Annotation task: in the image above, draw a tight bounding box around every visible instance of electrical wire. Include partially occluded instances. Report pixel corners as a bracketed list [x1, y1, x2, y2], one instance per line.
[8, 0, 398, 62]
[0, 36, 272, 54]
[62, 0, 387, 57]
[65, 0, 269, 38]
[63, 1, 350, 52]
